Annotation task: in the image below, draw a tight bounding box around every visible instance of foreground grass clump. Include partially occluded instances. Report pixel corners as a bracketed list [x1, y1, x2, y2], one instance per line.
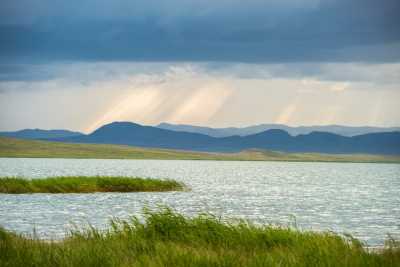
[0, 208, 399, 267]
[0, 177, 185, 193]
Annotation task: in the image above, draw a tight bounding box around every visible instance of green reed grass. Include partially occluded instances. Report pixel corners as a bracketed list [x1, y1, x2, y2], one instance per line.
[0, 176, 185, 193]
[0, 207, 399, 267]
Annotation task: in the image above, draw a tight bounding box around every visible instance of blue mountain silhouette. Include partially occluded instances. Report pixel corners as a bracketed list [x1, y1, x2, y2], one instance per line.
[50, 121, 400, 155]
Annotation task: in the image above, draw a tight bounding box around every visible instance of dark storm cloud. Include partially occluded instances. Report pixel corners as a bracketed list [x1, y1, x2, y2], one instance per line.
[0, 0, 399, 65]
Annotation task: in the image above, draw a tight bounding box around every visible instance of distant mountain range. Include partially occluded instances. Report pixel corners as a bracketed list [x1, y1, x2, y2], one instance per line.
[2, 122, 399, 155]
[44, 122, 399, 155]
[0, 129, 83, 140]
[157, 122, 400, 137]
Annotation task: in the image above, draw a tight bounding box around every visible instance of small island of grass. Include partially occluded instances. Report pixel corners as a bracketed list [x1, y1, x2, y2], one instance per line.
[0, 176, 185, 194]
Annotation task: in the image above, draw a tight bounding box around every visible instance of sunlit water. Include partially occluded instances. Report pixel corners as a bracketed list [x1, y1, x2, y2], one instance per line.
[0, 158, 399, 247]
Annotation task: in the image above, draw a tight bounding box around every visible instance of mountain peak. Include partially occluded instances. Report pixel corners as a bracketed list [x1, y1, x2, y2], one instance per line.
[256, 129, 292, 137]
[0, 129, 83, 139]
[157, 122, 400, 137]
[104, 121, 142, 127]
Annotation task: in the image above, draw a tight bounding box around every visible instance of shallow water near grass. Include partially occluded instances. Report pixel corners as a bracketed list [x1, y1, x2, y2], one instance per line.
[0, 158, 399, 247]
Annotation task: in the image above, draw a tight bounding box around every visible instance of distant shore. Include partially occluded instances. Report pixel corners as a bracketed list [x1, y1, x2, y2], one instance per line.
[1, 137, 399, 163]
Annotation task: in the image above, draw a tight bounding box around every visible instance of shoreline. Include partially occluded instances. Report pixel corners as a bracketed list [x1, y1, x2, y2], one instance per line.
[1, 137, 399, 164]
[1, 156, 400, 164]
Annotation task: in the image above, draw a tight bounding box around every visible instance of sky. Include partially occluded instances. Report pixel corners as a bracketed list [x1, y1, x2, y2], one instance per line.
[0, 0, 399, 132]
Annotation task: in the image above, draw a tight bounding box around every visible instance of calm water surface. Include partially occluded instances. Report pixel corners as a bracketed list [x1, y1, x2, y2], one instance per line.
[0, 158, 399, 246]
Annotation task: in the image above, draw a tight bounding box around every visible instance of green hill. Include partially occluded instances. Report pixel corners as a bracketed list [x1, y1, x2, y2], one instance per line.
[0, 137, 399, 163]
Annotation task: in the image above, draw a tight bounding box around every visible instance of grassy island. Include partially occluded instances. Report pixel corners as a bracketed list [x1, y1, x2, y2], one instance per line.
[0, 207, 399, 267]
[0, 176, 185, 194]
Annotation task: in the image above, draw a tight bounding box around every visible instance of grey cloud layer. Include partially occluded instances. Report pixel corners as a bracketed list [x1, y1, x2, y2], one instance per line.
[1, 0, 399, 66]
[1, 62, 399, 93]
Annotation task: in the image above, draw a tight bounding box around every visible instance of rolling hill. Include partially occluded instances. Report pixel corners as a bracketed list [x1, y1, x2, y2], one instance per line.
[0, 129, 83, 140]
[1, 136, 399, 163]
[54, 122, 400, 155]
[157, 122, 400, 137]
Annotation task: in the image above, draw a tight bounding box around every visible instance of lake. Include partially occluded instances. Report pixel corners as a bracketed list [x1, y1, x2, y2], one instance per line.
[0, 158, 399, 247]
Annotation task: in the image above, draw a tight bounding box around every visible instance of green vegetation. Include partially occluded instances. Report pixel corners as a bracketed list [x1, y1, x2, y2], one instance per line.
[1, 136, 399, 163]
[0, 207, 399, 267]
[0, 177, 185, 194]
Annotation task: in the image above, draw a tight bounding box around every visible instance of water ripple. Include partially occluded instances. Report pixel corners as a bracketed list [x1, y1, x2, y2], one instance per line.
[0, 158, 399, 246]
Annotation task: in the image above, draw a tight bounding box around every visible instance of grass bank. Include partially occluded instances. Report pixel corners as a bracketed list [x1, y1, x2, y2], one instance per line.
[1, 137, 399, 163]
[0, 207, 399, 267]
[0, 176, 185, 193]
